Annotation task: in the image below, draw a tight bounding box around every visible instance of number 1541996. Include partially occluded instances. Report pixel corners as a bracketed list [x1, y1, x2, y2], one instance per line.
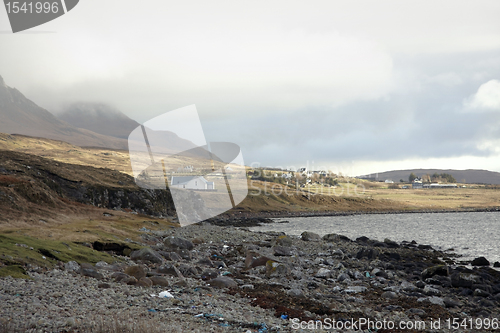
[5, 1, 59, 14]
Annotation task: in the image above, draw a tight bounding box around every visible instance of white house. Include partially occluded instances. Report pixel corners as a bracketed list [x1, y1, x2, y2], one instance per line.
[170, 176, 215, 190]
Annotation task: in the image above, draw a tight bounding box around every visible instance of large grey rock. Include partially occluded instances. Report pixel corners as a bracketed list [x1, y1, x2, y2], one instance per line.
[471, 256, 490, 266]
[80, 267, 104, 280]
[421, 265, 448, 279]
[137, 277, 153, 287]
[401, 281, 417, 291]
[150, 276, 170, 287]
[315, 268, 332, 278]
[356, 248, 379, 260]
[301, 231, 321, 242]
[111, 272, 131, 282]
[424, 285, 441, 296]
[418, 296, 445, 307]
[164, 236, 194, 250]
[275, 236, 293, 247]
[130, 248, 163, 264]
[344, 286, 367, 293]
[450, 273, 480, 288]
[266, 262, 291, 277]
[64, 261, 80, 272]
[273, 246, 293, 256]
[124, 265, 146, 280]
[337, 272, 350, 282]
[157, 264, 183, 278]
[207, 276, 237, 288]
[381, 291, 398, 299]
[159, 251, 182, 261]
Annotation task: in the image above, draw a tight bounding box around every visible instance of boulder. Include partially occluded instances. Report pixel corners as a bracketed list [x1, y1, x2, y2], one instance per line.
[301, 231, 321, 242]
[337, 272, 350, 282]
[97, 283, 111, 289]
[471, 256, 490, 266]
[164, 236, 194, 250]
[197, 257, 214, 267]
[150, 276, 170, 287]
[401, 281, 417, 291]
[418, 296, 445, 307]
[331, 249, 344, 260]
[494, 261, 500, 268]
[159, 251, 182, 261]
[207, 276, 237, 288]
[421, 265, 448, 279]
[80, 267, 104, 280]
[315, 268, 332, 278]
[126, 277, 138, 285]
[111, 272, 131, 282]
[287, 288, 304, 297]
[130, 248, 163, 264]
[383, 238, 400, 248]
[175, 249, 192, 261]
[381, 291, 398, 299]
[443, 297, 462, 308]
[178, 264, 198, 277]
[371, 268, 388, 278]
[64, 261, 80, 272]
[356, 248, 379, 260]
[473, 288, 491, 297]
[423, 285, 441, 296]
[323, 233, 351, 242]
[273, 246, 293, 256]
[266, 261, 290, 277]
[275, 235, 293, 247]
[201, 269, 219, 281]
[137, 277, 153, 287]
[124, 265, 147, 280]
[157, 264, 183, 278]
[450, 273, 480, 288]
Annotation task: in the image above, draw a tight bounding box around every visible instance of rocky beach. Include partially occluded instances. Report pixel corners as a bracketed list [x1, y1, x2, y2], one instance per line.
[1, 219, 500, 332]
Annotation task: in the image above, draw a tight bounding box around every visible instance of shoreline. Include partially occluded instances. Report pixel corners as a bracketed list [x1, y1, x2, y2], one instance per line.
[225, 206, 500, 220]
[2, 223, 500, 332]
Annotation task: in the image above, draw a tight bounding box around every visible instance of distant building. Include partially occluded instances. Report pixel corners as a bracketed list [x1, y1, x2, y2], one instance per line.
[170, 176, 215, 190]
[412, 179, 423, 189]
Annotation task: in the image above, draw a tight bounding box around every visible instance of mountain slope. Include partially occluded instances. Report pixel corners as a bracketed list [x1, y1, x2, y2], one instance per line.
[0, 76, 128, 149]
[57, 102, 141, 140]
[358, 169, 500, 184]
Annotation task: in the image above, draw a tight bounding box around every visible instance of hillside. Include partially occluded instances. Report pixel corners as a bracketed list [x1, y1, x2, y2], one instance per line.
[358, 168, 500, 185]
[0, 76, 128, 149]
[57, 102, 140, 140]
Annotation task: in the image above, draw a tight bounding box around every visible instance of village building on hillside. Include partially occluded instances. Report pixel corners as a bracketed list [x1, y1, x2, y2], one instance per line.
[412, 179, 423, 189]
[170, 176, 215, 190]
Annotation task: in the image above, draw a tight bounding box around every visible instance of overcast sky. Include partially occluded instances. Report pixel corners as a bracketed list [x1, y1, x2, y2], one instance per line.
[1, 1, 500, 175]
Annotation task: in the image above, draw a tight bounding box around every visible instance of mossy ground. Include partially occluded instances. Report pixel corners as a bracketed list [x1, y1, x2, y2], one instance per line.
[0, 233, 117, 268]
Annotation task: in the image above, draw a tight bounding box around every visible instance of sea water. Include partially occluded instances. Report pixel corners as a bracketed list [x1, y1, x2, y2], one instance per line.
[250, 212, 500, 264]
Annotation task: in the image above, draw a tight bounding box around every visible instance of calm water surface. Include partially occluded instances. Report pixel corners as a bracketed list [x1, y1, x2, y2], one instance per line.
[250, 212, 500, 264]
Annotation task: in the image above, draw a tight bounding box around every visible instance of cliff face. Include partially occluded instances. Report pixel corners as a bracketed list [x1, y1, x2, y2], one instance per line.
[0, 150, 183, 219]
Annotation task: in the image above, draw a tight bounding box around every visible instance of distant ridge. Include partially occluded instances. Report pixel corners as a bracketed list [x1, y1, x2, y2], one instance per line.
[57, 102, 141, 140]
[0, 75, 128, 149]
[57, 102, 197, 152]
[357, 169, 500, 185]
